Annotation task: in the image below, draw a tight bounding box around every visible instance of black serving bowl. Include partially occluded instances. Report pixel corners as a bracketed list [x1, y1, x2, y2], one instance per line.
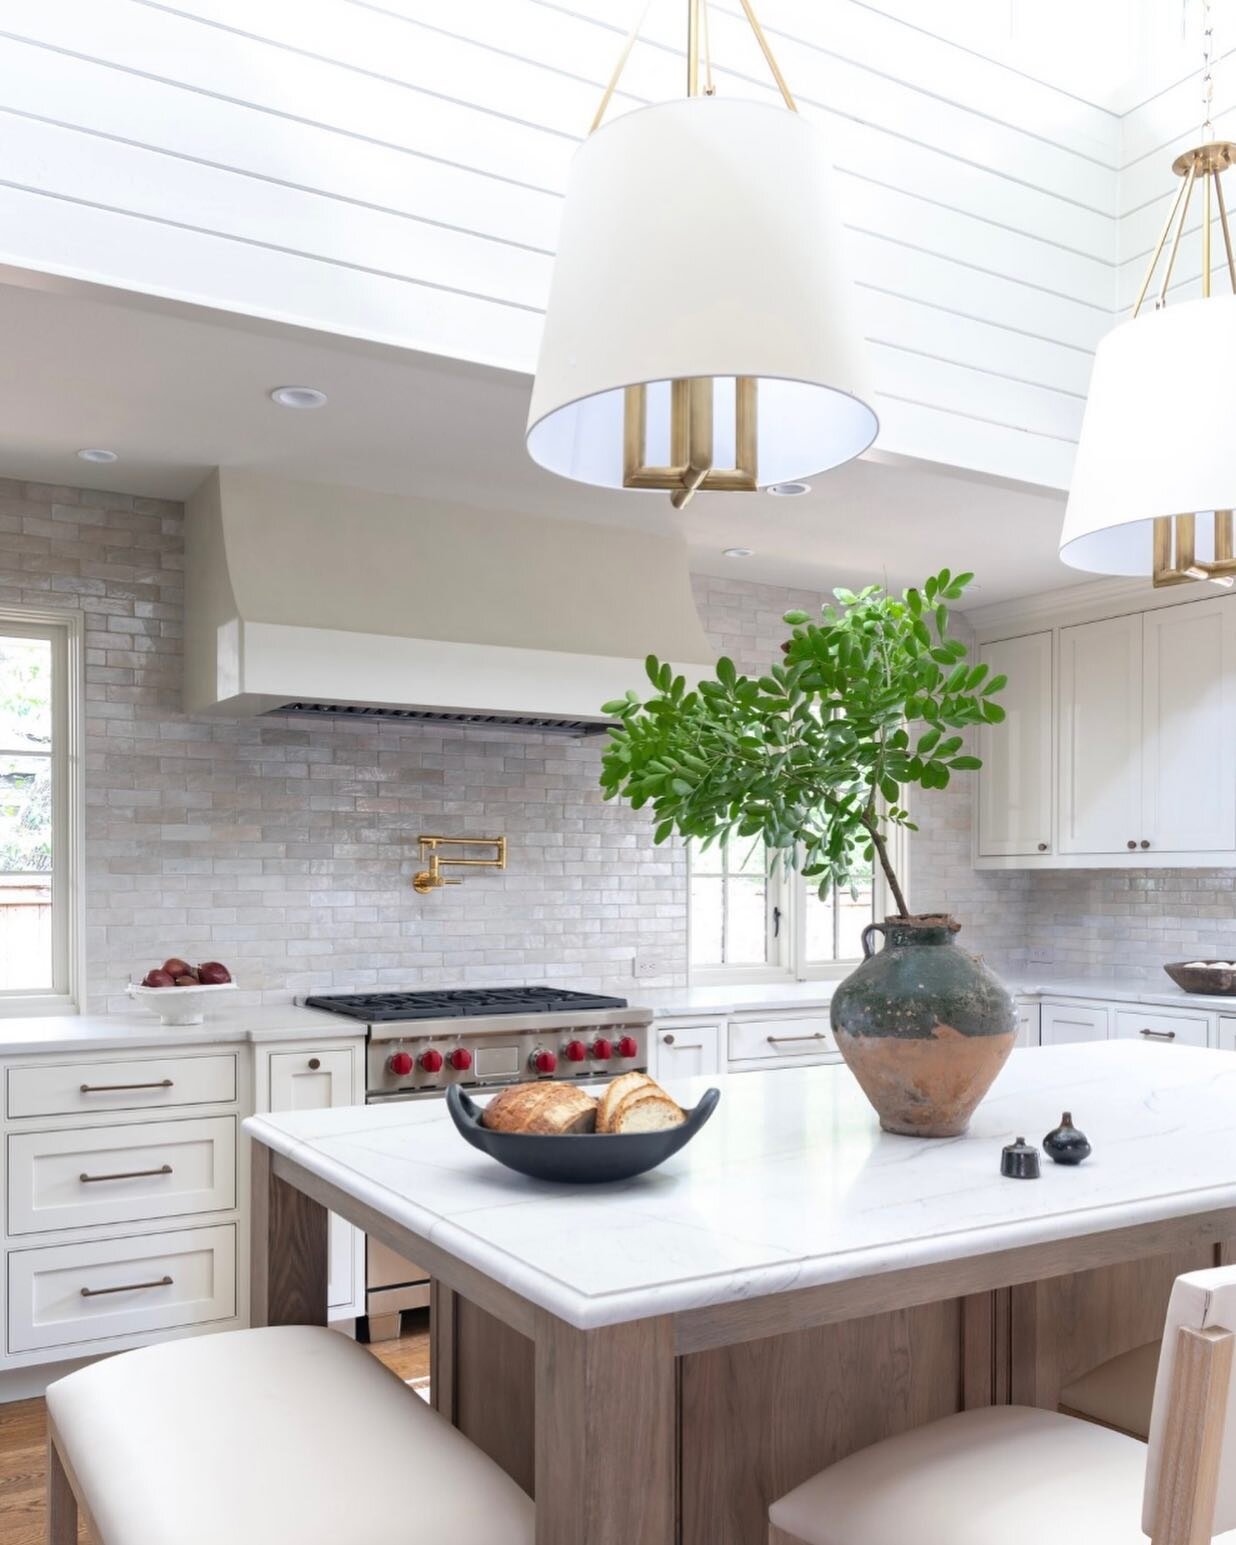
[445, 1083, 721, 1184]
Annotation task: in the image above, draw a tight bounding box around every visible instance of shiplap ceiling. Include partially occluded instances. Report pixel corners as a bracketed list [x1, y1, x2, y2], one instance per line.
[0, 277, 1076, 606]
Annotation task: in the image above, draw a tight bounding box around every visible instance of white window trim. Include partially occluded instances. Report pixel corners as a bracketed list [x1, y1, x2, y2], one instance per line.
[0, 606, 85, 1016]
[688, 818, 912, 987]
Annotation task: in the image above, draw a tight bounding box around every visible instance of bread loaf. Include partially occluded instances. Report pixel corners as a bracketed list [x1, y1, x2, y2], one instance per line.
[481, 1082, 598, 1135]
[607, 1086, 685, 1134]
[596, 1071, 655, 1134]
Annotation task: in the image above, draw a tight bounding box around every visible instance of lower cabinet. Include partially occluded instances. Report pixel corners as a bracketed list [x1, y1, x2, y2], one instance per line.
[728, 1014, 839, 1071]
[260, 1045, 365, 1318]
[8, 1223, 237, 1355]
[1112, 1008, 1210, 1048]
[1015, 1002, 1041, 1048]
[652, 1022, 723, 1079]
[1040, 1002, 1109, 1045]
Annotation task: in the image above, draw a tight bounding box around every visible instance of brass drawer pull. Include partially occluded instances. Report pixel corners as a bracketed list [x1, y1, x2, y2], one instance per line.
[80, 1079, 174, 1093]
[662, 1035, 703, 1049]
[79, 1164, 173, 1185]
[1140, 1028, 1177, 1041]
[766, 1032, 829, 1045]
[80, 1275, 173, 1299]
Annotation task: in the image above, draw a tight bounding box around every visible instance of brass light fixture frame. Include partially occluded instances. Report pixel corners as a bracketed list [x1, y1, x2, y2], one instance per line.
[1133, 139, 1236, 587]
[592, 0, 797, 510]
[412, 835, 507, 895]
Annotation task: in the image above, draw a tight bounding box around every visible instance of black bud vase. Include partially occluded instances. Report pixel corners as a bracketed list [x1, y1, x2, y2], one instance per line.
[1043, 1111, 1091, 1165]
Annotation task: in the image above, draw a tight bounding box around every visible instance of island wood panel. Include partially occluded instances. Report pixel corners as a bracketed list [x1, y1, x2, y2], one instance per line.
[679, 1298, 966, 1545]
[1009, 1243, 1221, 1411]
[452, 1294, 536, 1497]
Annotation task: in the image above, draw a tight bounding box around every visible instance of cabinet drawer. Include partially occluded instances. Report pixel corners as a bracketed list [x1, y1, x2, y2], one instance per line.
[1015, 1004, 1041, 1048]
[8, 1117, 237, 1236]
[8, 1054, 237, 1119]
[8, 1223, 237, 1354]
[268, 1048, 354, 1111]
[728, 1016, 836, 1063]
[1113, 1009, 1210, 1048]
[1040, 1003, 1109, 1045]
[652, 1023, 722, 1080]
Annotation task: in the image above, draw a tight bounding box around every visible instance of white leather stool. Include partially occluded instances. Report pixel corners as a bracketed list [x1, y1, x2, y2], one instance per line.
[769, 1264, 1236, 1545]
[46, 1324, 535, 1545]
[1059, 1338, 1159, 1440]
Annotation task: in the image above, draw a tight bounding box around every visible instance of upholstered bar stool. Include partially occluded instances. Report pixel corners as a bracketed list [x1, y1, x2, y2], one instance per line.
[1059, 1338, 1159, 1440]
[769, 1264, 1236, 1545]
[46, 1324, 535, 1545]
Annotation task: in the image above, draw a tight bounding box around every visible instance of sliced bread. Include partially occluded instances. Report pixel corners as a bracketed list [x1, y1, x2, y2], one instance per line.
[607, 1086, 685, 1134]
[596, 1071, 655, 1134]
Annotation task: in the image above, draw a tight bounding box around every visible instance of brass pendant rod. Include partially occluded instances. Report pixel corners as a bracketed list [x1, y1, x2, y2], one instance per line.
[1158, 158, 1199, 308]
[1215, 170, 1236, 292]
[589, 0, 655, 134]
[687, 0, 702, 94]
[1204, 164, 1214, 297]
[1133, 170, 1193, 316]
[735, 0, 798, 112]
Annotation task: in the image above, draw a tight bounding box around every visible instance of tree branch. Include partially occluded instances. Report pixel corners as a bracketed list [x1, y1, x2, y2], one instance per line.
[860, 811, 909, 919]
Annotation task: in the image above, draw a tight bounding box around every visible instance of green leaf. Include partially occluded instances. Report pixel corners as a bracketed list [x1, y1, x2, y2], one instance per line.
[783, 609, 810, 625]
[716, 656, 737, 688]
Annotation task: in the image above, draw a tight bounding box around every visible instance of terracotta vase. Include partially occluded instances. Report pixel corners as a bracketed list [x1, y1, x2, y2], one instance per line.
[830, 916, 1015, 1138]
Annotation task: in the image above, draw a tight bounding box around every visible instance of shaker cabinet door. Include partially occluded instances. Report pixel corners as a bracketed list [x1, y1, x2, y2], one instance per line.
[652, 1023, 722, 1080]
[977, 631, 1053, 857]
[1058, 614, 1143, 855]
[266, 1049, 359, 1313]
[1141, 598, 1236, 854]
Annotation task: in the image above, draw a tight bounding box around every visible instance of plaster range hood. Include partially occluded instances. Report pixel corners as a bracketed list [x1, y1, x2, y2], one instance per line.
[184, 470, 716, 732]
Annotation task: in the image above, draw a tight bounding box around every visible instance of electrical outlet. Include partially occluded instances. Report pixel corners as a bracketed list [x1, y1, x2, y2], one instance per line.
[1028, 947, 1053, 965]
[632, 953, 673, 980]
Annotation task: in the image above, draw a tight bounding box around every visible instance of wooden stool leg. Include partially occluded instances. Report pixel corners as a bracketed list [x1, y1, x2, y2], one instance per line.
[46, 1433, 77, 1545]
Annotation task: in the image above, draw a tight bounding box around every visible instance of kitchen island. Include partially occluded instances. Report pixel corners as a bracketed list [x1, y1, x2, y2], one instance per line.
[246, 1044, 1236, 1544]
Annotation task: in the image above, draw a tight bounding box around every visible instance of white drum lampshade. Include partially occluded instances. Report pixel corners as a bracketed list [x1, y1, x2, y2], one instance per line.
[1060, 294, 1236, 576]
[526, 96, 877, 496]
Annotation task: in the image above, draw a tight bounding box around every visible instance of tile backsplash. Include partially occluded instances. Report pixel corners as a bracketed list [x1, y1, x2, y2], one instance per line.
[0, 479, 839, 1011]
[3, 475, 1230, 1011]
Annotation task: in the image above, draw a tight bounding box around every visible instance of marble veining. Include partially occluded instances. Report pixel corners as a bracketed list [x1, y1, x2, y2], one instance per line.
[245, 1043, 1236, 1329]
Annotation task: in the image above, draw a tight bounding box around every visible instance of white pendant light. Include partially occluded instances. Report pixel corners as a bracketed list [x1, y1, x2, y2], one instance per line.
[526, 0, 876, 510]
[1061, 0, 1236, 588]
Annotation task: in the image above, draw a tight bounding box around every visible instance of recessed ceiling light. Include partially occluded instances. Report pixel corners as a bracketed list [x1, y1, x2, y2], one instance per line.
[270, 385, 328, 410]
[723, 547, 755, 559]
[767, 481, 811, 497]
[76, 448, 118, 464]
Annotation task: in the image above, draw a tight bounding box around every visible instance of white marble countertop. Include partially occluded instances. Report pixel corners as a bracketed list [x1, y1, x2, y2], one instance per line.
[245, 1041, 1236, 1330]
[625, 974, 1236, 1018]
[0, 1003, 355, 1056]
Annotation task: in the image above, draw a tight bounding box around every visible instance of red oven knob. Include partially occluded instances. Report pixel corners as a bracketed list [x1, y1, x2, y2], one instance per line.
[419, 1048, 444, 1074]
[591, 1037, 614, 1062]
[447, 1047, 473, 1072]
[529, 1048, 557, 1075]
[563, 1039, 587, 1062]
[616, 1036, 639, 1060]
[387, 1051, 414, 1077]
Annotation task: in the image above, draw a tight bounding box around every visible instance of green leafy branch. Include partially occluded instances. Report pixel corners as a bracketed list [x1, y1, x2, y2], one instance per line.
[598, 570, 1006, 919]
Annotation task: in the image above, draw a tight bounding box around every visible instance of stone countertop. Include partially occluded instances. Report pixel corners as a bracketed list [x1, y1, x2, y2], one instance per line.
[0, 1003, 356, 1057]
[622, 975, 1236, 1018]
[245, 1042, 1236, 1330]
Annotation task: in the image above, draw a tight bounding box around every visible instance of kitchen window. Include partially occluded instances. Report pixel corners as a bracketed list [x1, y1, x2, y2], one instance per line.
[688, 829, 906, 985]
[0, 611, 82, 1014]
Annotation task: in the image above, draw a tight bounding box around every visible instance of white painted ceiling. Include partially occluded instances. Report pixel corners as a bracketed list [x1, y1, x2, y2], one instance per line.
[0, 273, 1084, 608]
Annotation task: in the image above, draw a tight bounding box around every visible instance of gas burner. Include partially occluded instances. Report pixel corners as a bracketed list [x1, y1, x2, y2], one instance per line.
[305, 986, 629, 1024]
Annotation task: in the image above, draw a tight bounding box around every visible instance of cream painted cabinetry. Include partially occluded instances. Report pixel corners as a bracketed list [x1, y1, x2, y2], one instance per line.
[1058, 613, 1142, 856]
[259, 1045, 364, 1316]
[0, 1028, 365, 1399]
[1040, 1002, 1109, 1044]
[652, 1023, 723, 1080]
[975, 590, 1236, 869]
[977, 632, 1053, 857]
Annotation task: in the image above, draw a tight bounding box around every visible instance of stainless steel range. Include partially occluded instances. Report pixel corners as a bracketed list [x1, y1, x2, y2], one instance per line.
[303, 986, 652, 1336]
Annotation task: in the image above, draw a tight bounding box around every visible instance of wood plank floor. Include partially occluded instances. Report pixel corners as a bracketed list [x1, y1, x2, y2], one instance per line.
[0, 1315, 430, 1544]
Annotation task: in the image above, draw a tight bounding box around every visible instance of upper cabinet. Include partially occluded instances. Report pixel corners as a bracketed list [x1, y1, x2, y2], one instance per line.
[974, 593, 1236, 869]
[1058, 613, 1142, 855]
[977, 631, 1053, 858]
